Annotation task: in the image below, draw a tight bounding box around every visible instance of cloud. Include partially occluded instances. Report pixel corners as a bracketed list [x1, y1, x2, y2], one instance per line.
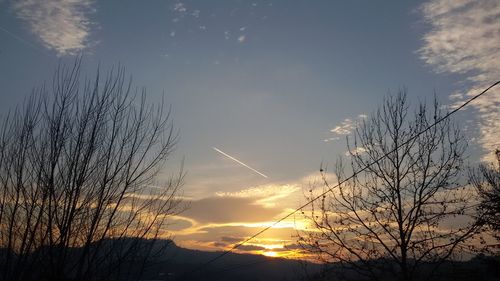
[215, 184, 299, 207]
[329, 114, 367, 136]
[177, 224, 298, 243]
[300, 172, 337, 188]
[173, 2, 187, 13]
[212, 241, 227, 248]
[221, 236, 244, 243]
[165, 216, 193, 231]
[237, 244, 266, 251]
[324, 114, 367, 143]
[12, 0, 96, 56]
[181, 234, 307, 258]
[323, 137, 340, 143]
[330, 118, 357, 135]
[182, 197, 282, 224]
[191, 9, 200, 18]
[419, 0, 500, 161]
[345, 146, 367, 156]
[172, 173, 333, 254]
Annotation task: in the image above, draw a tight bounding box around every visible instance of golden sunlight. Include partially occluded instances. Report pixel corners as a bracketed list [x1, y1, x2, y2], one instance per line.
[263, 251, 278, 257]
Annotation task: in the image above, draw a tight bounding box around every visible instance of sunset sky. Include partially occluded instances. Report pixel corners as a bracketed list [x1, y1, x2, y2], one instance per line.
[0, 0, 499, 258]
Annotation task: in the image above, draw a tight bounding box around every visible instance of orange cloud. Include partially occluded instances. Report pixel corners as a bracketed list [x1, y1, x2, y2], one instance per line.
[182, 196, 282, 224]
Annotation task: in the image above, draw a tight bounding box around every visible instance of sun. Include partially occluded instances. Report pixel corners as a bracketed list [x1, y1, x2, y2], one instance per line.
[263, 251, 278, 257]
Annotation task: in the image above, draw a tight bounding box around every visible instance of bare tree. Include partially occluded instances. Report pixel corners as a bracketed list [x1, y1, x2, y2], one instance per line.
[469, 150, 500, 240]
[299, 91, 479, 281]
[0, 60, 184, 281]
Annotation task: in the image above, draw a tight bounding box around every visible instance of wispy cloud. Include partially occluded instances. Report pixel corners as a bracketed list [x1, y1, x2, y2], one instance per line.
[330, 114, 367, 135]
[181, 235, 305, 258]
[215, 184, 297, 200]
[419, 0, 500, 161]
[324, 114, 367, 142]
[216, 184, 299, 207]
[171, 172, 336, 256]
[346, 146, 367, 156]
[182, 196, 281, 224]
[13, 0, 96, 55]
[330, 118, 357, 135]
[173, 2, 187, 13]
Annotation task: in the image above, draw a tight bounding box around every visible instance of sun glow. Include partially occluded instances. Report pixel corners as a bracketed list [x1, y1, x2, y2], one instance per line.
[263, 251, 278, 257]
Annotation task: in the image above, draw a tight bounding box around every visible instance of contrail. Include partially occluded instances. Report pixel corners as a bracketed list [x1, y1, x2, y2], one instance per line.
[0, 26, 50, 57]
[212, 147, 269, 179]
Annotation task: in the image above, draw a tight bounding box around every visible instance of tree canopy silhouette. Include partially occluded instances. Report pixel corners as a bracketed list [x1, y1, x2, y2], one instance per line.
[299, 91, 479, 281]
[0, 60, 184, 281]
[469, 150, 500, 241]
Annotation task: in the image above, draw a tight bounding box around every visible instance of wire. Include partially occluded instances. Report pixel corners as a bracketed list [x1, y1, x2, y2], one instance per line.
[179, 81, 500, 280]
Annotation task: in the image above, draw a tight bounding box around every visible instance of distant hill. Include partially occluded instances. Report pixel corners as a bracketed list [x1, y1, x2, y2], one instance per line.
[137, 239, 320, 281]
[115, 239, 500, 281]
[1, 238, 499, 281]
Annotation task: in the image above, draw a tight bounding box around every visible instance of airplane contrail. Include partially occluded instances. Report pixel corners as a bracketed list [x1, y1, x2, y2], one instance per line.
[0, 26, 50, 58]
[212, 147, 269, 179]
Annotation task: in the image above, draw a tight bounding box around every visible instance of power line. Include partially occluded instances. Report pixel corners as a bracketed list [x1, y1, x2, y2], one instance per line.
[194, 202, 484, 278]
[179, 81, 500, 280]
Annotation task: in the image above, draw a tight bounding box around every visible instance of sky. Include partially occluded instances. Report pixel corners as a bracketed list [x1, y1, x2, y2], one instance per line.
[0, 0, 499, 258]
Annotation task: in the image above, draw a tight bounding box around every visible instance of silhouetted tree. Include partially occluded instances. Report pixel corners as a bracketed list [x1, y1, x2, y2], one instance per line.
[469, 150, 500, 240]
[299, 91, 479, 281]
[0, 60, 184, 281]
